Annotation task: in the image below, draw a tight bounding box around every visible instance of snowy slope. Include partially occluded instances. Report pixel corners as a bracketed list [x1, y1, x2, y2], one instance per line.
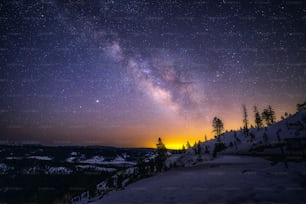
[197, 110, 306, 157]
[93, 156, 306, 204]
[164, 110, 305, 169]
[77, 111, 306, 203]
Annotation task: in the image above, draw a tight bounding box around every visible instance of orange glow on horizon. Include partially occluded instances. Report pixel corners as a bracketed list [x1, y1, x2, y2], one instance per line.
[14, 103, 298, 148]
[132, 114, 277, 148]
[147, 142, 185, 150]
[165, 143, 185, 150]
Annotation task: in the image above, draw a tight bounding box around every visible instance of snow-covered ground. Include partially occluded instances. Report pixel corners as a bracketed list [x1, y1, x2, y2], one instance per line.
[93, 155, 306, 204]
[200, 110, 306, 156]
[77, 155, 136, 165]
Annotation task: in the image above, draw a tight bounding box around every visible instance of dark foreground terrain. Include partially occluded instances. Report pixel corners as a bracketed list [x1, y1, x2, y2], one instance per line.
[0, 144, 154, 203]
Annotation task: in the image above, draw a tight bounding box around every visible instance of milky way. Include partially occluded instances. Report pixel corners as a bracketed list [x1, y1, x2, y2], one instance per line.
[53, 2, 207, 120]
[0, 0, 305, 147]
[104, 40, 205, 119]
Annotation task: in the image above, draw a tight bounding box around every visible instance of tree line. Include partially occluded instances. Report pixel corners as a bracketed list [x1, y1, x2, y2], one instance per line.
[212, 105, 277, 137]
[156, 100, 305, 160]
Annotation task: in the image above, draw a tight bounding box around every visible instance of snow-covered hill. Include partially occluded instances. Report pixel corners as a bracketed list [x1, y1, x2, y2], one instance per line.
[178, 110, 306, 166]
[93, 155, 306, 204]
[88, 110, 306, 204]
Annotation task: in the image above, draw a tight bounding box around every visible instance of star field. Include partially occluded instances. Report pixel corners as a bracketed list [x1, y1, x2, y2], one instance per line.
[0, 0, 305, 147]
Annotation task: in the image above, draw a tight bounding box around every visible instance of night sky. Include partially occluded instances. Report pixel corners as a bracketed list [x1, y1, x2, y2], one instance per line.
[0, 0, 305, 148]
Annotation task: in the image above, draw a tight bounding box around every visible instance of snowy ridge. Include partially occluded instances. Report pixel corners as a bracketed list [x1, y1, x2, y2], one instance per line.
[73, 155, 136, 165]
[194, 110, 306, 158]
[80, 156, 105, 164]
[27, 156, 53, 161]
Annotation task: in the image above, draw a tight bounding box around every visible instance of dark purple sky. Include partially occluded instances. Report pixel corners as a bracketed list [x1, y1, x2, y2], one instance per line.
[0, 0, 305, 148]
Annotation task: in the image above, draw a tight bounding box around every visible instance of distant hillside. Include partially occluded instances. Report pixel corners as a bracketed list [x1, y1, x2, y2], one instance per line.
[173, 110, 306, 167]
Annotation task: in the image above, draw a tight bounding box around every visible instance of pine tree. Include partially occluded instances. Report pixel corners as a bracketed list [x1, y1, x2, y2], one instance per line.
[186, 141, 191, 149]
[193, 141, 198, 154]
[268, 105, 276, 124]
[182, 144, 186, 152]
[254, 106, 263, 128]
[156, 137, 167, 172]
[242, 105, 249, 136]
[262, 109, 270, 126]
[297, 101, 306, 112]
[212, 117, 224, 137]
[262, 105, 276, 126]
[197, 141, 201, 154]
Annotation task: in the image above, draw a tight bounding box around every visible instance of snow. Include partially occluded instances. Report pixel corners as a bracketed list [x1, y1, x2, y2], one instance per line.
[197, 110, 306, 156]
[205, 155, 268, 164]
[90, 110, 306, 203]
[96, 181, 107, 191]
[22, 166, 41, 174]
[27, 156, 52, 160]
[112, 155, 125, 162]
[165, 154, 182, 168]
[5, 156, 23, 160]
[66, 156, 77, 163]
[110, 155, 136, 165]
[143, 152, 157, 162]
[92, 156, 306, 204]
[125, 167, 137, 174]
[80, 155, 136, 165]
[122, 153, 130, 159]
[45, 166, 72, 175]
[0, 163, 9, 173]
[0, 163, 7, 169]
[71, 151, 78, 156]
[80, 156, 105, 164]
